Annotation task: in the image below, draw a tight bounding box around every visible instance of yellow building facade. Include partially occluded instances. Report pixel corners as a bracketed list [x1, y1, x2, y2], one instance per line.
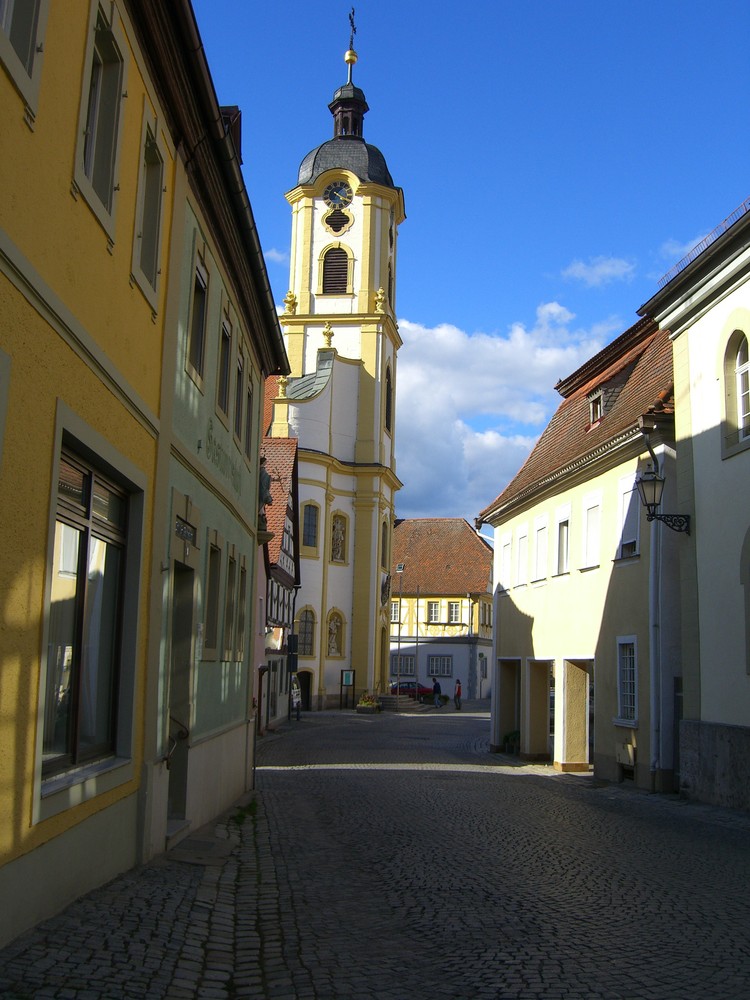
[0, 0, 286, 946]
[0, 0, 167, 944]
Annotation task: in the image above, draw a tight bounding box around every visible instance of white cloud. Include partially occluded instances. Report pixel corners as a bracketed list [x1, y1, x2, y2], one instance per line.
[265, 248, 289, 265]
[394, 305, 611, 521]
[561, 256, 636, 287]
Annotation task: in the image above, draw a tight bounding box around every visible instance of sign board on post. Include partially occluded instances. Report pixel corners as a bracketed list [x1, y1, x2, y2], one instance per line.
[340, 669, 355, 710]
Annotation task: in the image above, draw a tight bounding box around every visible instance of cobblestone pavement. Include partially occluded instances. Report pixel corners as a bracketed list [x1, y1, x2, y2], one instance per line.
[2, 702, 750, 999]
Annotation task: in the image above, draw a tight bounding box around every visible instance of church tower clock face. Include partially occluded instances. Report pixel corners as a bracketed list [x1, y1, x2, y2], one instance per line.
[323, 180, 353, 209]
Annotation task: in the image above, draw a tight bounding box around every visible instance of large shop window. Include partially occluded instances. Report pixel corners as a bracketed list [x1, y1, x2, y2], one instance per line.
[43, 451, 129, 778]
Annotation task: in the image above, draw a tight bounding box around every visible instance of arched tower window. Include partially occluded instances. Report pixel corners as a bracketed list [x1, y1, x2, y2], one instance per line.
[322, 247, 349, 293]
[722, 330, 750, 455]
[736, 334, 750, 440]
[381, 521, 388, 569]
[298, 608, 316, 656]
[302, 502, 319, 549]
[385, 366, 393, 432]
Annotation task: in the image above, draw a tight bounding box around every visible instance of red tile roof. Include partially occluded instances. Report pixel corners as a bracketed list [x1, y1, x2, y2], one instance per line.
[391, 518, 492, 595]
[261, 436, 297, 565]
[478, 318, 674, 522]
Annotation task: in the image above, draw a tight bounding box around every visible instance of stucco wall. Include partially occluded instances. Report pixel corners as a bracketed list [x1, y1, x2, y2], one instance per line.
[680, 720, 750, 811]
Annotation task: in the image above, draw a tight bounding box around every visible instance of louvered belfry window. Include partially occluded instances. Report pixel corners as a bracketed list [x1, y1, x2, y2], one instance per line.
[322, 247, 348, 293]
[326, 209, 348, 233]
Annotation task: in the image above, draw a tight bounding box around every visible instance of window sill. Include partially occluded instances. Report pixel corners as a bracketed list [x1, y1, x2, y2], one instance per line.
[39, 755, 133, 822]
[613, 553, 640, 564]
[578, 564, 599, 573]
[612, 717, 638, 729]
[722, 433, 750, 460]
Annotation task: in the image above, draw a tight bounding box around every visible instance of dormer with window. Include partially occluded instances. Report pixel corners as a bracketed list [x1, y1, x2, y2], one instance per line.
[588, 390, 603, 427]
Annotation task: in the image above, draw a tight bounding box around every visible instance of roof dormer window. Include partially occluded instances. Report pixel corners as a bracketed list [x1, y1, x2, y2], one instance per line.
[589, 391, 603, 427]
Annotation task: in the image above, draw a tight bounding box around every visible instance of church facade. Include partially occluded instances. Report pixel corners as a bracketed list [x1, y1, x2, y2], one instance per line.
[267, 47, 405, 708]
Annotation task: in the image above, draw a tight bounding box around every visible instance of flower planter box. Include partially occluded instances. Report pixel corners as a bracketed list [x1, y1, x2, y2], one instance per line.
[356, 705, 380, 714]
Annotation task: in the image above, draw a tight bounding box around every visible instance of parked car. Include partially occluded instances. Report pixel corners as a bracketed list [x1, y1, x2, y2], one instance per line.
[389, 680, 433, 701]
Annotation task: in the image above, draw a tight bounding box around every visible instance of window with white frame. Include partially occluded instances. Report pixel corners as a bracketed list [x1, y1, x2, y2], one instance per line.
[555, 506, 570, 575]
[448, 601, 460, 623]
[75, 6, 126, 230]
[516, 527, 528, 586]
[217, 317, 232, 417]
[427, 601, 439, 623]
[533, 516, 548, 582]
[187, 258, 208, 382]
[0, 0, 44, 81]
[589, 391, 603, 426]
[616, 637, 637, 723]
[223, 551, 237, 660]
[390, 600, 399, 623]
[234, 349, 244, 441]
[203, 533, 222, 658]
[499, 533, 512, 591]
[581, 494, 601, 569]
[244, 376, 254, 460]
[722, 330, 750, 456]
[237, 561, 247, 656]
[428, 655, 453, 677]
[390, 654, 415, 675]
[132, 118, 165, 304]
[617, 477, 640, 559]
[736, 334, 750, 440]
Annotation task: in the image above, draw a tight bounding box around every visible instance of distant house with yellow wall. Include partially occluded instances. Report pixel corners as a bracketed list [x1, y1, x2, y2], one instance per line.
[389, 519, 493, 701]
[478, 319, 683, 790]
[0, 0, 286, 947]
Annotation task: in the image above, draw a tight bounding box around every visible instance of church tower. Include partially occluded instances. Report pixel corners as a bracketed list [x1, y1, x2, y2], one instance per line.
[269, 34, 405, 709]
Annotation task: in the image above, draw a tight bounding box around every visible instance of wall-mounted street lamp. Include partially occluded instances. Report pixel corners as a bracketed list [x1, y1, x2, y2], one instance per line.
[635, 465, 691, 535]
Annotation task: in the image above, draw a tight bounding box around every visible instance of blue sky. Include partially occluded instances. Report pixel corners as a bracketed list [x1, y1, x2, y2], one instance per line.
[191, 0, 750, 523]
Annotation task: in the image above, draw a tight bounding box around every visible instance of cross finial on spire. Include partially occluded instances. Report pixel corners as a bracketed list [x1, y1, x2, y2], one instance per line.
[345, 7, 357, 83]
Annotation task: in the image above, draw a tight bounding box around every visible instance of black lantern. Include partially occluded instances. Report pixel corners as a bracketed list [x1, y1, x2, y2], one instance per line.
[635, 466, 690, 534]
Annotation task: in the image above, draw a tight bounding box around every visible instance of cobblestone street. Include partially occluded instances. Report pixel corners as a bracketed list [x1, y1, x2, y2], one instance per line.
[2, 703, 750, 999]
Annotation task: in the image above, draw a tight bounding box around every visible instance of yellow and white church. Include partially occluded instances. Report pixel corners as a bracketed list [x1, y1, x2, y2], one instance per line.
[267, 45, 406, 708]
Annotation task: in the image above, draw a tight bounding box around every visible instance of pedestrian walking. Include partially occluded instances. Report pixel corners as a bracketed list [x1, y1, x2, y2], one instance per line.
[432, 677, 442, 708]
[454, 678, 462, 711]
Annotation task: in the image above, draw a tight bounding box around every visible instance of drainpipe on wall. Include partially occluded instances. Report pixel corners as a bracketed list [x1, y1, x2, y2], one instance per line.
[642, 433, 663, 789]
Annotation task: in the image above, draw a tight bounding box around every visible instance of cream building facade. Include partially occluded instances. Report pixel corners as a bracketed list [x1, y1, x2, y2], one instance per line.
[389, 519, 493, 701]
[268, 49, 405, 708]
[639, 198, 750, 809]
[478, 321, 683, 789]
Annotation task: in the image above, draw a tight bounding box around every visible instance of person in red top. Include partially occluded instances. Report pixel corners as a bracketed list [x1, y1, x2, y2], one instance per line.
[454, 678, 462, 711]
